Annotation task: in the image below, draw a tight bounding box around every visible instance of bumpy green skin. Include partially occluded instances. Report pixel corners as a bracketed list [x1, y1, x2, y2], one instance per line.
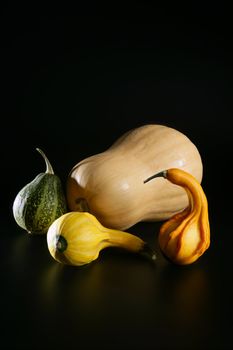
[13, 173, 67, 234]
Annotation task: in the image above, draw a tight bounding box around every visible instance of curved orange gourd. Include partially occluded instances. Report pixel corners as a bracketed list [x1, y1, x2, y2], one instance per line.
[144, 168, 210, 265]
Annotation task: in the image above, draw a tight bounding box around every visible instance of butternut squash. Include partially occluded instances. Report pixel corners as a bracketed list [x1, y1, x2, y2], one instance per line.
[67, 124, 203, 230]
[144, 168, 210, 265]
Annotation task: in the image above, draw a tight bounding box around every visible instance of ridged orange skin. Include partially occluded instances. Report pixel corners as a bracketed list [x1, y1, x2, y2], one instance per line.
[145, 168, 210, 265]
[66, 124, 203, 230]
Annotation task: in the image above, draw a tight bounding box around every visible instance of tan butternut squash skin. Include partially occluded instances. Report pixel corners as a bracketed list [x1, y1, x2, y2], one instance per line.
[66, 125, 203, 230]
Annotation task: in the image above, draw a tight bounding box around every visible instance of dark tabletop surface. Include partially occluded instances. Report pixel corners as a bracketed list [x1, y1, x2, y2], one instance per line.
[1, 4, 233, 349]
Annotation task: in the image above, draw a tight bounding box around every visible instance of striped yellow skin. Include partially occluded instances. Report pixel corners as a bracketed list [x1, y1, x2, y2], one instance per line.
[144, 168, 210, 265]
[47, 212, 155, 266]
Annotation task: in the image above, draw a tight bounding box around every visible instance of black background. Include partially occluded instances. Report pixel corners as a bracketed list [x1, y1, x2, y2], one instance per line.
[1, 3, 233, 350]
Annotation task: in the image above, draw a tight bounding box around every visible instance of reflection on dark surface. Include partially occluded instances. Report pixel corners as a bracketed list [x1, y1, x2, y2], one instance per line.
[36, 245, 213, 349]
[0, 222, 230, 349]
[157, 263, 212, 345]
[39, 249, 159, 319]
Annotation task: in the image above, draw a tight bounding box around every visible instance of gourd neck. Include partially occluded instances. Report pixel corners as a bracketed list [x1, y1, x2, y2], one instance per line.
[106, 230, 156, 261]
[36, 148, 54, 174]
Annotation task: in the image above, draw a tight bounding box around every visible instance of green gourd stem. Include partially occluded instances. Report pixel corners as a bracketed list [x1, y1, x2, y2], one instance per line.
[143, 170, 168, 183]
[36, 148, 54, 174]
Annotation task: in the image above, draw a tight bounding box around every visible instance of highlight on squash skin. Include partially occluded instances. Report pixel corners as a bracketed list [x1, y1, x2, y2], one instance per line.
[66, 124, 203, 231]
[47, 211, 156, 266]
[144, 168, 210, 265]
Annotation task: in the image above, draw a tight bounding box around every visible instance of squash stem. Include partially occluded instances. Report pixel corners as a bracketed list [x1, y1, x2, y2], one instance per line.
[140, 243, 157, 261]
[75, 198, 90, 212]
[144, 170, 168, 183]
[36, 148, 54, 174]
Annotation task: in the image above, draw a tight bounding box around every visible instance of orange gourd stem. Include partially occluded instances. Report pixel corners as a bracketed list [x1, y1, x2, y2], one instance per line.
[144, 168, 210, 265]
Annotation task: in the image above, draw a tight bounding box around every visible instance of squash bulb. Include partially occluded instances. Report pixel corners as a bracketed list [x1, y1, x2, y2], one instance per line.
[13, 148, 67, 234]
[47, 211, 156, 266]
[144, 168, 210, 265]
[67, 124, 203, 230]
